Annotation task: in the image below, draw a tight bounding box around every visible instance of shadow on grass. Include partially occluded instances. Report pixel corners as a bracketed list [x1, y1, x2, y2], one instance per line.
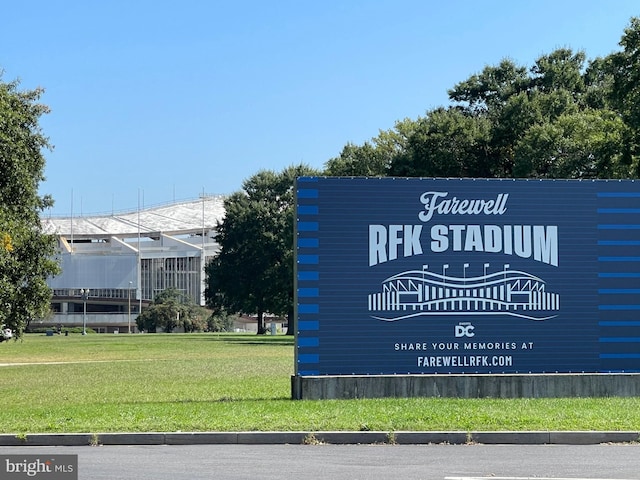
[107, 333, 295, 346]
[117, 396, 294, 405]
[213, 335, 294, 346]
[212, 395, 292, 403]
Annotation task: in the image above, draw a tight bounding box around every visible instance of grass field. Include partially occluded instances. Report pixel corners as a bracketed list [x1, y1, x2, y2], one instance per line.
[0, 333, 639, 435]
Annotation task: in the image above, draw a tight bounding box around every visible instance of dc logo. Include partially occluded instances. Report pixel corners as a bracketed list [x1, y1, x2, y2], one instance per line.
[455, 322, 475, 338]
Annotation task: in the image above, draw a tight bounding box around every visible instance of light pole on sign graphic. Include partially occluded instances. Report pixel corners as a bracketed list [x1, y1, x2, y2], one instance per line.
[503, 264, 510, 310]
[442, 265, 449, 309]
[80, 288, 90, 335]
[422, 265, 428, 305]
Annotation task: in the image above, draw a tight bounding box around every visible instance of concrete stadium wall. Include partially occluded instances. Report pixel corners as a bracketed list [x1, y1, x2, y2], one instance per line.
[291, 373, 640, 400]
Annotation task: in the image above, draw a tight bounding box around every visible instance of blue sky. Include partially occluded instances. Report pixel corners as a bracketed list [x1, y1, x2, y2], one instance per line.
[1, 1, 638, 215]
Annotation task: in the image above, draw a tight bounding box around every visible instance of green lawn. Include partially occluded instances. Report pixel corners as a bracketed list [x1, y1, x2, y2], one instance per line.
[0, 333, 639, 434]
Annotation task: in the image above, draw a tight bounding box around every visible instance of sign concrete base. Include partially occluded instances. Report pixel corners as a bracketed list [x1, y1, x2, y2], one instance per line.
[291, 373, 640, 400]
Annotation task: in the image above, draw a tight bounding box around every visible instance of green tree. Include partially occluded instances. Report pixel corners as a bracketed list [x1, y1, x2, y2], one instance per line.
[325, 142, 387, 176]
[598, 16, 640, 174]
[389, 107, 493, 177]
[206, 310, 235, 332]
[397, 44, 632, 180]
[205, 164, 320, 334]
[322, 19, 640, 182]
[445, 52, 589, 177]
[325, 118, 417, 176]
[606, 17, 640, 130]
[0, 74, 59, 339]
[513, 109, 630, 178]
[135, 288, 207, 333]
[448, 58, 530, 114]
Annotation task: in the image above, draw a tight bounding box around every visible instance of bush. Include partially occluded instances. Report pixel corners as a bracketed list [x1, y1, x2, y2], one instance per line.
[26, 326, 96, 334]
[207, 312, 235, 332]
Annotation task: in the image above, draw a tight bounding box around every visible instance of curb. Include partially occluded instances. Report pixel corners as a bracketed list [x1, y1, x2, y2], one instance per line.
[0, 431, 638, 447]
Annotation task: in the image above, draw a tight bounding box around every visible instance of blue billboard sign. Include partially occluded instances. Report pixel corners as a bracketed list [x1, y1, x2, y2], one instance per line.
[295, 177, 640, 375]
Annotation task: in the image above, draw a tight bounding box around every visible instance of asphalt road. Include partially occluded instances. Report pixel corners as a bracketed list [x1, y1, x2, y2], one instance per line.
[1, 444, 639, 480]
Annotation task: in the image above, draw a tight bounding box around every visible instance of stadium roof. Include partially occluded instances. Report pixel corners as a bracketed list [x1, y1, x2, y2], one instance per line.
[41, 196, 226, 238]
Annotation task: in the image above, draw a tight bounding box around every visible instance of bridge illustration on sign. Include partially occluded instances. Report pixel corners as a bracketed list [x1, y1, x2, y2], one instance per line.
[368, 264, 559, 322]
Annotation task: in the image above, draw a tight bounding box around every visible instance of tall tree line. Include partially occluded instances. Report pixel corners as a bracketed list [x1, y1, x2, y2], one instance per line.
[326, 18, 640, 180]
[213, 18, 640, 333]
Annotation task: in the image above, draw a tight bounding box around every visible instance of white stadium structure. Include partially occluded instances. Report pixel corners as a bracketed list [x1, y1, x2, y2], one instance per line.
[39, 196, 225, 333]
